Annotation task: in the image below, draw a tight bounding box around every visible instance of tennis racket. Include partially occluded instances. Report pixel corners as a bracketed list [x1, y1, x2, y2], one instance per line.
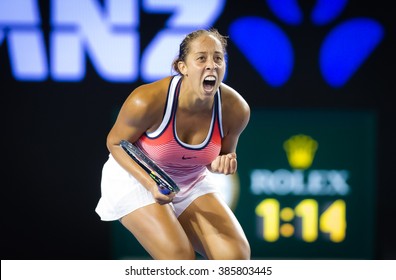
[120, 140, 180, 195]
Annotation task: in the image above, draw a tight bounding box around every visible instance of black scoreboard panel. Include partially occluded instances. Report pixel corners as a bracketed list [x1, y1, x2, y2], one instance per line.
[235, 109, 376, 259]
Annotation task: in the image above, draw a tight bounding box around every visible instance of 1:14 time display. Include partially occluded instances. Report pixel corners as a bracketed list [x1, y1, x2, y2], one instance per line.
[255, 198, 346, 243]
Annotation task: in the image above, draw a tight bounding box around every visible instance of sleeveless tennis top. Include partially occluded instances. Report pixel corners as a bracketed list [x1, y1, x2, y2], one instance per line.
[136, 75, 224, 188]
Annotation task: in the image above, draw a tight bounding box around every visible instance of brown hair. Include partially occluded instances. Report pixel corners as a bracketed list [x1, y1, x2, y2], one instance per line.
[172, 28, 228, 75]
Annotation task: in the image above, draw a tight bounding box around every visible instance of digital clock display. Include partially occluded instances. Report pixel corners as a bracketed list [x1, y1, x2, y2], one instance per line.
[235, 109, 376, 259]
[256, 198, 346, 243]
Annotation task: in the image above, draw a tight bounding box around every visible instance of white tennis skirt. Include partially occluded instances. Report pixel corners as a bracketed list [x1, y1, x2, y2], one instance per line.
[95, 155, 220, 221]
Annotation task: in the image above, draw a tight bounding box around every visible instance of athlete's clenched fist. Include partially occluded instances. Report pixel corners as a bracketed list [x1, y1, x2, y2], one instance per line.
[209, 153, 237, 175]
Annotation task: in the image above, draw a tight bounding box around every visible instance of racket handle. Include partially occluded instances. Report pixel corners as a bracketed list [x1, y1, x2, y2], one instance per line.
[159, 187, 171, 195]
[149, 173, 172, 195]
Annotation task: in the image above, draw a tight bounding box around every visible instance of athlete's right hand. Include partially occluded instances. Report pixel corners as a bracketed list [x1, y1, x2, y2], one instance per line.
[151, 184, 175, 205]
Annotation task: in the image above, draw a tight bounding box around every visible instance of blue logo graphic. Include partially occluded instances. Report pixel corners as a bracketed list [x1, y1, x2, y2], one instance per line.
[229, 0, 384, 88]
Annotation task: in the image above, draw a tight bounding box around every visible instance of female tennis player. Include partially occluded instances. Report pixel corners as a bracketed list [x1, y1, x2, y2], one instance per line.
[95, 28, 251, 260]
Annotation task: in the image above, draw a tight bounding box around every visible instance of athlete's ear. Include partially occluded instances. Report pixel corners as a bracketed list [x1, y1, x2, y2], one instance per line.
[178, 61, 187, 76]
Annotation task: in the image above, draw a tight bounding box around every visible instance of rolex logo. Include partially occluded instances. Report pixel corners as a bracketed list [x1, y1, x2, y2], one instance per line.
[283, 134, 318, 170]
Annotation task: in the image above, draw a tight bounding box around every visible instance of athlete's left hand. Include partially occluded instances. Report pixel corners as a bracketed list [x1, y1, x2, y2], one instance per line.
[210, 153, 237, 175]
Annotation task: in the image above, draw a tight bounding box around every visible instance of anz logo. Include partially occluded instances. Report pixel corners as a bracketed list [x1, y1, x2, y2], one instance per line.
[0, 0, 384, 88]
[0, 0, 226, 82]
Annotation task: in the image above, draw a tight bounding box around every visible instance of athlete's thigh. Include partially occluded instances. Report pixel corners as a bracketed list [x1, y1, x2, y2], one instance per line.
[178, 193, 250, 260]
[120, 203, 195, 260]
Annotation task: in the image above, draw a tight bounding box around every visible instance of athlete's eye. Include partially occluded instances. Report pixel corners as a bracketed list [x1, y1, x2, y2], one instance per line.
[214, 56, 223, 63]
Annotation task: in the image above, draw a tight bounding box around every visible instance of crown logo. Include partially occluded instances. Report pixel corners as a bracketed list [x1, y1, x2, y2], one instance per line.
[283, 134, 318, 170]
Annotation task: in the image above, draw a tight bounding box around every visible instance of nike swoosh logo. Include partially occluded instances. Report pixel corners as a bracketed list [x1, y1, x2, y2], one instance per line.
[182, 155, 198, 160]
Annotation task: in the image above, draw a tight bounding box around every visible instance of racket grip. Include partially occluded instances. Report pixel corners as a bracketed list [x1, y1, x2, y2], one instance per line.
[158, 187, 171, 195]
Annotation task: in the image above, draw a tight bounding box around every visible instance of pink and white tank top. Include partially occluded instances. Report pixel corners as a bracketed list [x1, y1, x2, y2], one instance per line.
[136, 75, 224, 188]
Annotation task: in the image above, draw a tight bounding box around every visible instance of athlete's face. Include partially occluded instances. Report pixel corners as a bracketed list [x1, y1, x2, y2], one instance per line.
[180, 34, 226, 98]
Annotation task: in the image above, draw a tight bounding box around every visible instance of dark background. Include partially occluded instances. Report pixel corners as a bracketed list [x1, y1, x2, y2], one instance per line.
[1, 0, 395, 259]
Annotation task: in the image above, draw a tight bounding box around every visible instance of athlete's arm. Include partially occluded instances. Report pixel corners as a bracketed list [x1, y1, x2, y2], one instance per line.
[107, 77, 175, 203]
[208, 84, 250, 175]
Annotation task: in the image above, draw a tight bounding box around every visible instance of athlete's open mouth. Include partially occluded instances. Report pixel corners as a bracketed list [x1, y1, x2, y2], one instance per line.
[203, 76, 216, 91]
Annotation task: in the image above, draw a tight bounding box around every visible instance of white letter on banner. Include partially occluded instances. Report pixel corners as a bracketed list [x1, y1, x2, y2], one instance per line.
[51, 0, 139, 81]
[0, 0, 47, 80]
[141, 0, 226, 82]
